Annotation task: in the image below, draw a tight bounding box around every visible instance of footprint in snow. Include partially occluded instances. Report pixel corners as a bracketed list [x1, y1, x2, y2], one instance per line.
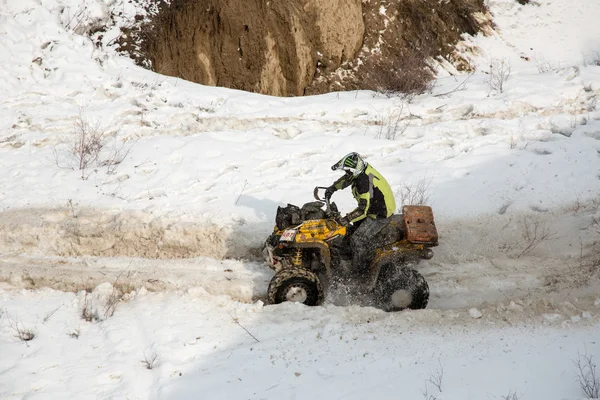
[136, 168, 157, 176]
[498, 202, 511, 215]
[166, 153, 183, 164]
[530, 205, 549, 213]
[584, 131, 600, 140]
[254, 159, 287, 172]
[532, 148, 552, 155]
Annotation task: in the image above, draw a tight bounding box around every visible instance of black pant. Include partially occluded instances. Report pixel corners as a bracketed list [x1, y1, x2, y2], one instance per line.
[350, 217, 389, 272]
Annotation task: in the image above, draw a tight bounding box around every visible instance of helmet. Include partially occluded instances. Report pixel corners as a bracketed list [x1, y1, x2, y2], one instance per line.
[331, 152, 366, 178]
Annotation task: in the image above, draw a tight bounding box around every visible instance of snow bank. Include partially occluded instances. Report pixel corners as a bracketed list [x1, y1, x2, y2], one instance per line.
[0, 207, 244, 259]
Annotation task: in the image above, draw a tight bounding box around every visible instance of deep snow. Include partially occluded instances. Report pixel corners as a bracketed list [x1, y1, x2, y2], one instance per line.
[1, 0, 600, 399]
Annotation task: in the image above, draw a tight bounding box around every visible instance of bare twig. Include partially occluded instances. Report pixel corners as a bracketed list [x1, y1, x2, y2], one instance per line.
[66, 199, 78, 218]
[427, 361, 444, 392]
[421, 385, 439, 400]
[501, 390, 521, 400]
[593, 217, 600, 234]
[43, 305, 63, 323]
[574, 352, 600, 398]
[227, 310, 259, 343]
[100, 135, 135, 175]
[104, 262, 132, 318]
[51, 144, 73, 170]
[433, 73, 473, 97]
[517, 217, 555, 258]
[398, 175, 433, 207]
[235, 180, 248, 205]
[71, 110, 105, 178]
[375, 104, 409, 140]
[81, 294, 94, 322]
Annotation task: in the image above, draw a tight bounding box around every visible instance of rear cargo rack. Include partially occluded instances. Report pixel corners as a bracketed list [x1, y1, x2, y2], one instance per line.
[403, 205, 438, 246]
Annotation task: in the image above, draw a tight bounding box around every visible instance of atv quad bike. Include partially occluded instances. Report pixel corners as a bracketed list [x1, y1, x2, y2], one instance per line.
[263, 187, 439, 311]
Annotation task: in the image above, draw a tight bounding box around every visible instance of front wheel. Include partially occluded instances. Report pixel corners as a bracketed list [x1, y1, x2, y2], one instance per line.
[374, 266, 429, 311]
[267, 268, 324, 306]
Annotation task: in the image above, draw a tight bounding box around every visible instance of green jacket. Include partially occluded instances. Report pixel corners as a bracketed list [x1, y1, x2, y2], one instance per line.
[332, 164, 396, 223]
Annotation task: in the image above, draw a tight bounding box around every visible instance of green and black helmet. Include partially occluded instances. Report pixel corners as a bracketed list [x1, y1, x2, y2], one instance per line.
[331, 152, 366, 177]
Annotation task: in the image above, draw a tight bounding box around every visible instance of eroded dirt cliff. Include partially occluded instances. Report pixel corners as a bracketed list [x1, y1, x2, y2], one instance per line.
[120, 0, 490, 96]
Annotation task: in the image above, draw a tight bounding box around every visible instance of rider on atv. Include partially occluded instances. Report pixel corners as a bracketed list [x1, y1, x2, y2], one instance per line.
[324, 152, 397, 272]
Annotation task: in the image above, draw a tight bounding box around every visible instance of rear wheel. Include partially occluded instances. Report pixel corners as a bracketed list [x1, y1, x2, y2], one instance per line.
[374, 265, 429, 311]
[267, 268, 324, 306]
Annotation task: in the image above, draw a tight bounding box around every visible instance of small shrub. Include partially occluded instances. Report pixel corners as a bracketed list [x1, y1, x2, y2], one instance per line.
[6, 313, 35, 343]
[398, 176, 432, 207]
[81, 294, 94, 322]
[583, 52, 600, 67]
[141, 349, 158, 370]
[486, 58, 511, 96]
[104, 288, 121, 319]
[53, 109, 133, 180]
[574, 352, 600, 398]
[502, 390, 521, 400]
[360, 47, 434, 98]
[69, 113, 105, 177]
[534, 54, 557, 73]
[376, 104, 409, 140]
[427, 361, 444, 392]
[69, 328, 81, 339]
[16, 327, 35, 342]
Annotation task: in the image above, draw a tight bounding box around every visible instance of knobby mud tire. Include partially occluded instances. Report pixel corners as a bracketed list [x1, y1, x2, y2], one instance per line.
[374, 266, 429, 311]
[267, 268, 324, 306]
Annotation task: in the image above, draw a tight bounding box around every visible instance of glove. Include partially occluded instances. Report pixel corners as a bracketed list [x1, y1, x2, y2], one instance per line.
[339, 216, 350, 226]
[324, 186, 335, 201]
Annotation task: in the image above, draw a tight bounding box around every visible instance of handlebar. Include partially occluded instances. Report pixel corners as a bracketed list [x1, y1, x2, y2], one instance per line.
[313, 186, 341, 220]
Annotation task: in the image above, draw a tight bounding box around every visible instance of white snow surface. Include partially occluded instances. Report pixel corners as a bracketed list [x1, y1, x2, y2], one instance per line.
[1, 0, 600, 398]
